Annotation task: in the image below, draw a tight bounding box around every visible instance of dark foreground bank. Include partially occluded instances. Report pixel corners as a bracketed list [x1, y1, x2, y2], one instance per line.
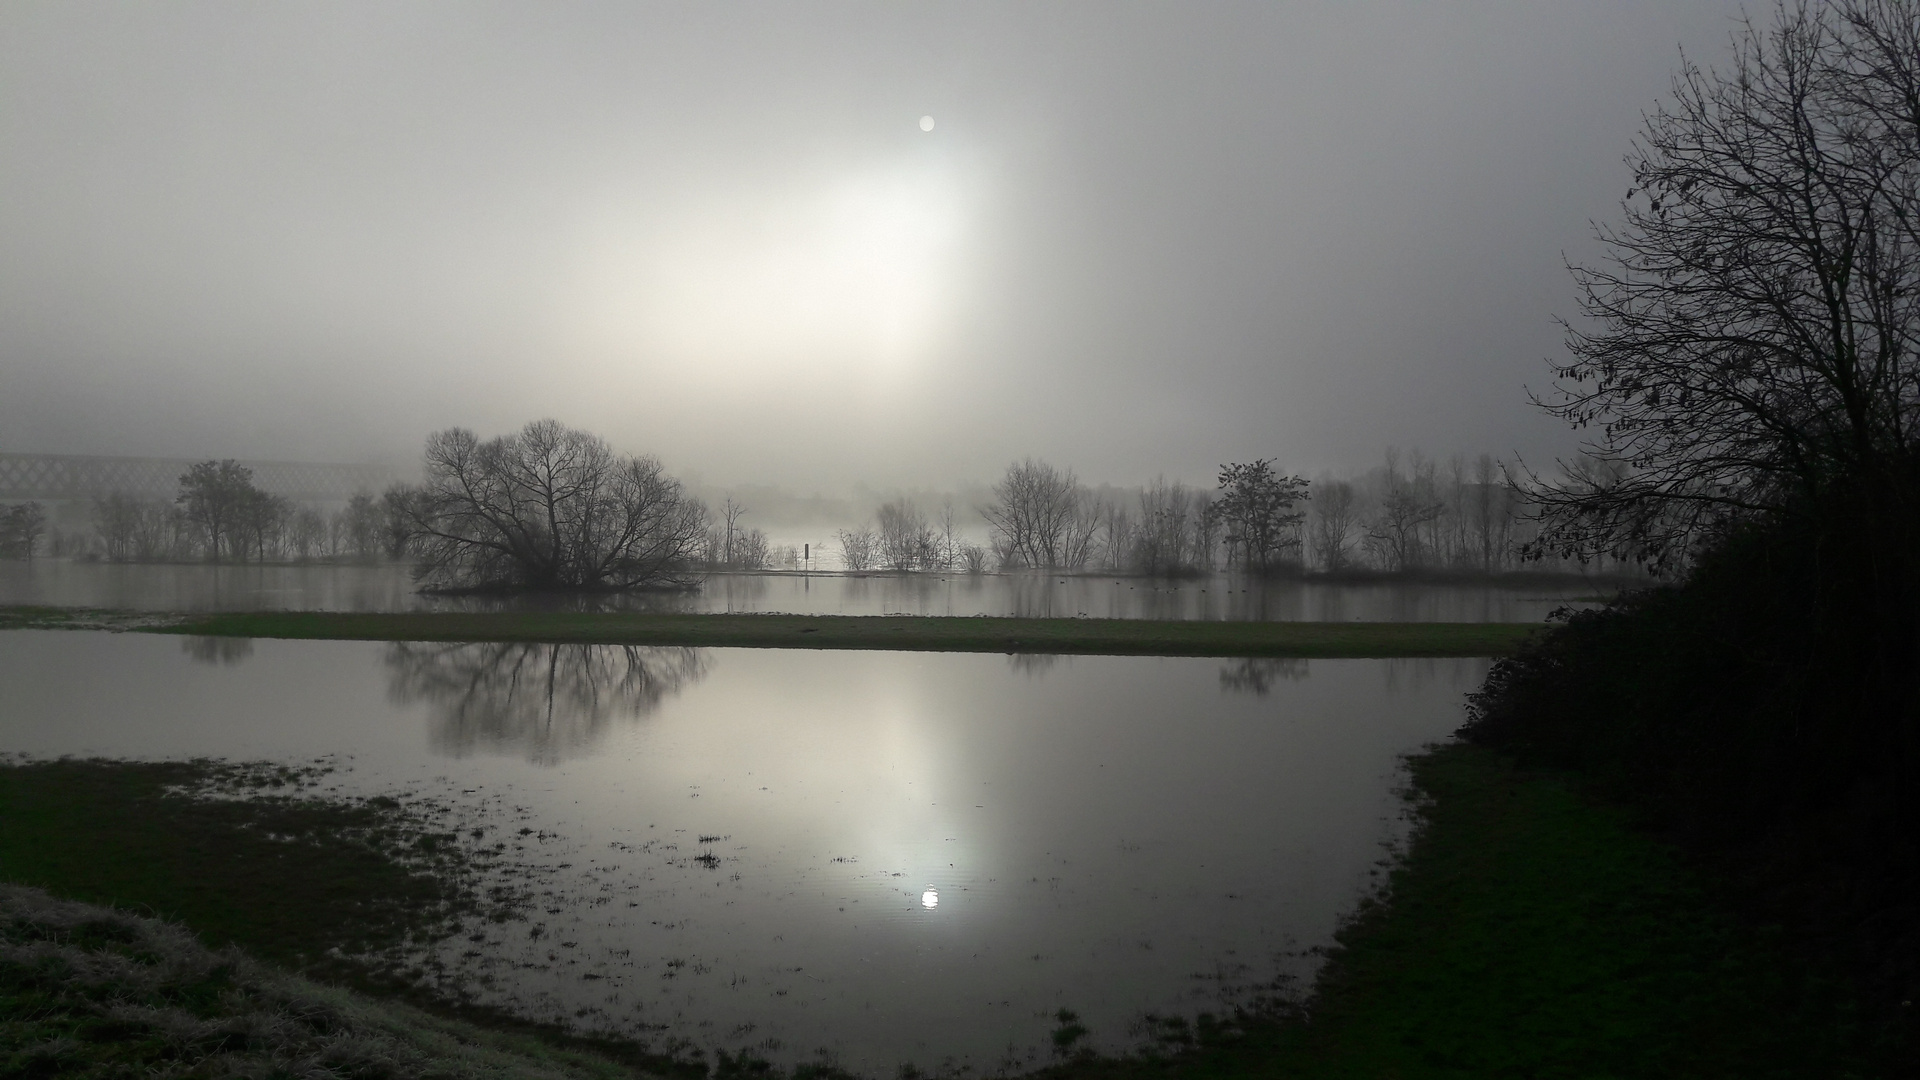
[0, 606, 1538, 658]
[0, 883, 639, 1079]
[0, 747, 1878, 1078]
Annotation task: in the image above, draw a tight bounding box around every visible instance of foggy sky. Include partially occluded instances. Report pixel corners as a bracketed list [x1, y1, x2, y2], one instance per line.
[1, 1, 1753, 492]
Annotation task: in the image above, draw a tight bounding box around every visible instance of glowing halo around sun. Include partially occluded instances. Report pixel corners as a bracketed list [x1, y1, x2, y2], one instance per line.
[562, 160, 974, 387]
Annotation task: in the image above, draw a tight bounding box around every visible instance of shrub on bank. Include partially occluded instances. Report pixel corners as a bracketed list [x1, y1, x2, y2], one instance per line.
[1460, 497, 1919, 1056]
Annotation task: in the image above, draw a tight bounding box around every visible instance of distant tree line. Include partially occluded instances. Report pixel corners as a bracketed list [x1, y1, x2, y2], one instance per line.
[75, 461, 410, 564]
[18, 431, 1617, 581]
[836, 499, 987, 573]
[828, 449, 1603, 578]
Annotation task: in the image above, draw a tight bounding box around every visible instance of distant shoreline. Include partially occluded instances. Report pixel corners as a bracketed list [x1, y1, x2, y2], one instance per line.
[14, 556, 1648, 591]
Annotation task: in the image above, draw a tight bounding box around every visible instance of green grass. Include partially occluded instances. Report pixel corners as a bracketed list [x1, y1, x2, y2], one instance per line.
[1035, 745, 1874, 1079]
[0, 606, 1542, 658]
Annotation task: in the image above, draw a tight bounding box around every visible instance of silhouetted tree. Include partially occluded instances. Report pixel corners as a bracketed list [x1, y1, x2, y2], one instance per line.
[1468, 454, 1517, 572]
[234, 487, 291, 563]
[1131, 479, 1203, 574]
[720, 497, 747, 566]
[1310, 480, 1359, 571]
[0, 502, 47, 559]
[331, 491, 383, 560]
[1530, 1, 1920, 565]
[837, 524, 878, 571]
[379, 484, 420, 560]
[176, 460, 258, 561]
[1365, 488, 1444, 571]
[403, 419, 706, 591]
[877, 498, 934, 570]
[982, 458, 1084, 569]
[1215, 460, 1310, 572]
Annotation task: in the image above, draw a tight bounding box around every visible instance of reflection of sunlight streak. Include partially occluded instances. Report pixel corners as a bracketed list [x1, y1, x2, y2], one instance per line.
[568, 164, 971, 378]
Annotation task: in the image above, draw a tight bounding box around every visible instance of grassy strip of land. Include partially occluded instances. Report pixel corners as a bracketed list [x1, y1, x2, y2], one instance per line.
[1043, 745, 1874, 1079]
[0, 605, 1541, 658]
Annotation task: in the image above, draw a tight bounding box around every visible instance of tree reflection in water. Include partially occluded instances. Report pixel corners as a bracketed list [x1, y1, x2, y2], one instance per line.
[181, 636, 255, 665]
[384, 642, 709, 763]
[1217, 658, 1307, 696]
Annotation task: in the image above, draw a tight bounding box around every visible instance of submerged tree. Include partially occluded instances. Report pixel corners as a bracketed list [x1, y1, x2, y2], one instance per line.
[1531, 1, 1920, 566]
[403, 419, 707, 591]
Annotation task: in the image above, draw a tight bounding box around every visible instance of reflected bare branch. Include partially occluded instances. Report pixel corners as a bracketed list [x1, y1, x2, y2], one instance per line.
[181, 636, 254, 665]
[385, 641, 709, 763]
[1217, 658, 1307, 696]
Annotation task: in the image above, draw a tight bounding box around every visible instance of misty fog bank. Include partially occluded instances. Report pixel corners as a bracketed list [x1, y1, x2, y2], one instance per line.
[1, 1, 1754, 490]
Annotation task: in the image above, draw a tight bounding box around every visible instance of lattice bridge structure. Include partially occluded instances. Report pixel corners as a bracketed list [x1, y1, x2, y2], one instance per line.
[0, 453, 392, 505]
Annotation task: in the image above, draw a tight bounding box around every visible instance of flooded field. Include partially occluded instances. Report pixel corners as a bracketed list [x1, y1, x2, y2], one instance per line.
[0, 559, 1601, 621]
[0, 629, 1486, 1072]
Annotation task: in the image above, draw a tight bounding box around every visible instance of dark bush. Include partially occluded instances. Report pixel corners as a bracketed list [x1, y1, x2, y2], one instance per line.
[1462, 479, 1920, 1052]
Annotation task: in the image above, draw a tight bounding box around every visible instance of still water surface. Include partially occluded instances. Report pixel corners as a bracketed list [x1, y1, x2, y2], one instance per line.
[0, 560, 1595, 621]
[0, 629, 1484, 1072]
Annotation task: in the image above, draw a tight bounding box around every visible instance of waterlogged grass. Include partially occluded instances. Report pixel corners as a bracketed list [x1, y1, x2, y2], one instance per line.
[0, 883, 640, 1079]
[0, 759, 478, 989]
[1036, 745, 1876, 1079]
[0, 605, 1541, 658]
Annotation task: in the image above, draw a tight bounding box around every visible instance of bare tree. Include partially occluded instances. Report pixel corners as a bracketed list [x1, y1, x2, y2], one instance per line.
[1529, 1, 1920, 565]
[1095, 499, 1133, 571]
[379, 484, 419, 560]
[333, 492, 384, 560]
[935, 501, 961, 570]
[290, 506, 327, 560]
[876, 498, 933, 570]
[403, 420, 707, 591]
[94, 493, 145, 562]
[176, 460, 257, 561]
[1365, 487, 1444, 572]
[234, 488, 291, 563]
[1468, 454, 1515, 572]
[1132, 479, 1198, 574]
[960, 543, 990, 573]
[1310, 480, 1359, 571]
[837, 524, 879, 571]
[981, 458, 1083, 569]
[0, 502, 47, 559]
[720, 497, 747, 567]
[733, 527, 770, 569]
